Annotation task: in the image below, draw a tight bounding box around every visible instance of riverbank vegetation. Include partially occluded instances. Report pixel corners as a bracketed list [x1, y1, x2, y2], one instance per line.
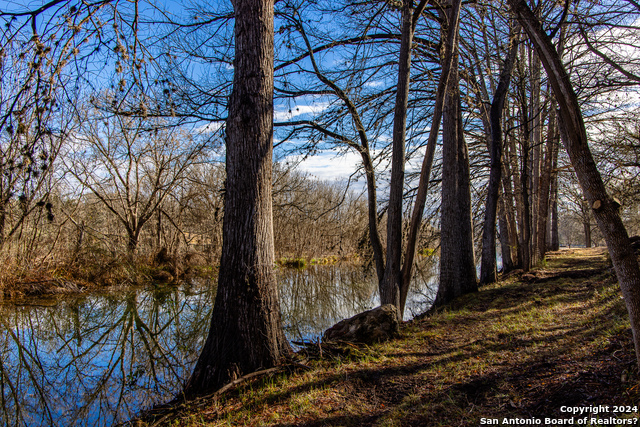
[0, 166, 386, 297]
[0, 1, 640, 302]
[131, 248, 639, 426]
[0, 0, 639, 303]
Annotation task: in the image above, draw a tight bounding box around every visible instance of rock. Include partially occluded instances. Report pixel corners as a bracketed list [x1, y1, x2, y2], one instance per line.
[629, 236, 640, 253]
[322, 304, 400, 345]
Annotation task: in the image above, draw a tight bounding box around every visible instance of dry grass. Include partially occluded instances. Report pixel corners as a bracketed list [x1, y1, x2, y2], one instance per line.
[130, 247, 640, 426]
[0, 249, 218, 298]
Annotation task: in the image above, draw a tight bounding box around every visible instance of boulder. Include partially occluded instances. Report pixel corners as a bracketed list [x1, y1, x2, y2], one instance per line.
[322, 304, 400, 345]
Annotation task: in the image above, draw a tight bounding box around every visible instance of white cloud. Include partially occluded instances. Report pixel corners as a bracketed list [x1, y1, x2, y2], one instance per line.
[287, 150, 362, 181]
[195, 121, 224, 134]
[274, 102, 331, 122]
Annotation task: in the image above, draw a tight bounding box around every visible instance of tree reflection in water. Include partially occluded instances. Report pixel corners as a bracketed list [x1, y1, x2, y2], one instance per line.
[278, 259, 436, 342]
[0, 262, 436, 426]
[0, 285, 213, 426]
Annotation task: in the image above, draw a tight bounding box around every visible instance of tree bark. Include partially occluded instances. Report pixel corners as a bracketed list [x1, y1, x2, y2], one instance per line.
[400, 0, 458, 315]
[536, 105, 558, 259]
[184, 0, 290, 395]
[583, 217, 592, 248]
[480, 28, 518, 284]
[498, 194, 515, 272]
[501, 132, 521, 268]
[508, 0, 640, 368]
[381, 0, 416, 312]
[549, 152, 560, 251]
[127, 229, 139, 258]
[435, 0, 477, 306]
[529, 50, 543, 265]
[515, 49, 532, 271]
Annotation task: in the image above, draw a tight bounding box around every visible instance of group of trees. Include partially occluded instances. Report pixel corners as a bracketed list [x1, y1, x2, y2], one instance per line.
[3, 0, 640, 396]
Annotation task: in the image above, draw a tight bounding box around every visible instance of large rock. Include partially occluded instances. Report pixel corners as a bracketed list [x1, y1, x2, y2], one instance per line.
[322, 304, 400, 345]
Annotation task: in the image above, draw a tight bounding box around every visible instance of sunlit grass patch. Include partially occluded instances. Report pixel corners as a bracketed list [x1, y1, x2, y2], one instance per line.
[276, 257, 307, 269]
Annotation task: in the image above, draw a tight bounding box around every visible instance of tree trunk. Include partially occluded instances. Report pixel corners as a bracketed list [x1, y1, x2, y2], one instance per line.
[127, 227, 140, 258]
[516, 52, 532, 271]
[381, 0, 415, 312]
[0, 200, 6, 251]
[184, 0, 290, 395]
[549, 158, 560, 251]
[363, 152, 385, 282]
[400, 0, 459, 315]
[520, 139, 532, 272]
[549, 194, 559, 249]
[508, 0, 640, 368]
[583, 218, 592, 248]
[536, 104, 557, 260]
[498, 195, 515, 272]
[548, 122, 561, 252]
[501, 133, 521, 267]
[529, 51, 542, 265]
[435, 0, 478, 306]
[480, 29, 518, 284]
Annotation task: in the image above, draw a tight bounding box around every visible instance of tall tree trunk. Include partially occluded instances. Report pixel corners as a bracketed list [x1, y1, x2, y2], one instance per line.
[529, 51, 542, 265]
[508, 0, 640, 367]
[381, 0, 416, 312]
[501, 130, 521, 267]
[549, 153, 560, 251]
[536, 104, 557, 260]
[583, 216, 592, 248]
[185, 0, 290, 395]
[0, 201, 6, 251]
[363, 154, 386, 282]
[582, 200, 593, 248]
[516, 52, 532, 271]
[498, 195, 515, 272]
[400, 0, 458, 315]
[480, 29, 518, 284]
[435, 0, 477, 306]
[507, 114, 526, 268]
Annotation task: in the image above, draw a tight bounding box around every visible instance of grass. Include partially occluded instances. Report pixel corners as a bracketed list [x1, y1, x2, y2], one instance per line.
[278, 257, 308, 269]
[417, 248, 437, 257]
[310, 256, 339, 265]
[0, 248, 220, 298]
[132, 247, 640, 426]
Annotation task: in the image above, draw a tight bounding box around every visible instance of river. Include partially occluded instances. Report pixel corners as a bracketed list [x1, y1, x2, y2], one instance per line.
[0, 261, 436, 426]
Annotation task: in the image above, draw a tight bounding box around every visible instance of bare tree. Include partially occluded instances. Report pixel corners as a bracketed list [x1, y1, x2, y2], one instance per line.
[184, 0, 291, 395]
[508, 0, 640, 367]
[66, 111, 208, 256]
[434, 0, 478, 306]
[479, 24, 519, 284]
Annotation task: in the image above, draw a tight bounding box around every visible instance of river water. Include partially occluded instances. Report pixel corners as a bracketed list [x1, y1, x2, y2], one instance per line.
[0, 262, 436, 426]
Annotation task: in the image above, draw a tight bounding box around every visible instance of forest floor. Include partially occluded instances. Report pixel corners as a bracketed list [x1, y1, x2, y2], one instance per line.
[133, 247, 640, 426]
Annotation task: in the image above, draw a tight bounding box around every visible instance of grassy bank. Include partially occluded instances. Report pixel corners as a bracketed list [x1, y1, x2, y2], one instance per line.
[133, 247, 639, 426]
[0, 250, 218, 298]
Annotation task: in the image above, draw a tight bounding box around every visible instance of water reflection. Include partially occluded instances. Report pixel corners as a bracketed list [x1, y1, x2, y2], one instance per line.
[0, 287, 213, 426]
[0, 262, 436, 426]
